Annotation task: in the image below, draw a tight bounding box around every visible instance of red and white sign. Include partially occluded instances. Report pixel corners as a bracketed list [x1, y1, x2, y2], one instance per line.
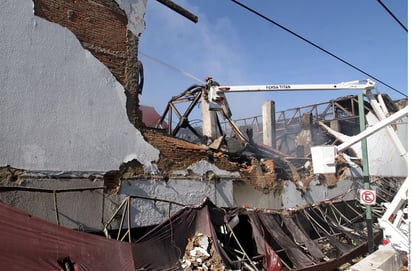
[359, 189, 376, 205]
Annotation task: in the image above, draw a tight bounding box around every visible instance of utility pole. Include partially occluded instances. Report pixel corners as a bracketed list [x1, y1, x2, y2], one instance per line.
[358, 93, 374, 253]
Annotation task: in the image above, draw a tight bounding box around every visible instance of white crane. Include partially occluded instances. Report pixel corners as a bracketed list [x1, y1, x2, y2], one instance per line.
[205, 77, 375, 111]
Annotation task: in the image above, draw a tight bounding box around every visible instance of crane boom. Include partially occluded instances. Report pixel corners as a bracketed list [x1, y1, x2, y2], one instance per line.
[207, 78, 376, 110]
[213, 79, 375, 93]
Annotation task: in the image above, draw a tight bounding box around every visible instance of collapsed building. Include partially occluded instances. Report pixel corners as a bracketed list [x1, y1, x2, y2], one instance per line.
[0, 0, 408, 270]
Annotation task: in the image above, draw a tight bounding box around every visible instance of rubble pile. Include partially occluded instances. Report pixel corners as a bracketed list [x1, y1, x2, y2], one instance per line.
[180, 232, 225, 271]
[317, 239, 339, 260]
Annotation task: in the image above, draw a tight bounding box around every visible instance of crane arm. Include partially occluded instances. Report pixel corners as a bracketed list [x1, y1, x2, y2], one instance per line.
[212, 79, 375, 93]
[207, 79, 376, 108]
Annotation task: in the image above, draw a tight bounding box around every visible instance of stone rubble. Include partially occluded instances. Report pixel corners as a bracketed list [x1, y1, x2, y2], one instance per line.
[181, 232, 226, 271]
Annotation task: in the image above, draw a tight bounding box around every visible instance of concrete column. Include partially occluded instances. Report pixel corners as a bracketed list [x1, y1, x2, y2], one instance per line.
[295, 112, 313, 157]
[201, 95, 218, 140]
[262, 100, 276, 148]
[330, 119, 340, 131]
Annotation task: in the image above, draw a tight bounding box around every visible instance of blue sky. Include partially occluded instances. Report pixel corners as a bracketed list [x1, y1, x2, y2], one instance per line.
[139, 0, 407, 120]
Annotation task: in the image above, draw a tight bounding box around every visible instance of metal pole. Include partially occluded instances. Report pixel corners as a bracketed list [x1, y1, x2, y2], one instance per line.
[409, 176, 411, 271]
[337, 106, 408, 152]
[53, 190, 60, 226]
[117, 201, 127, 241]
[226, 222, 259, 271]
[358, 94, 374, 253]
[127, 197, 131, 243]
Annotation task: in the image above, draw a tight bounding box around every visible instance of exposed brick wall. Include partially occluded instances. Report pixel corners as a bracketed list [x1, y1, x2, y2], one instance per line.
[142, 129, 240, 172]
[33, 0, 143, 127]
[142, 129, 281, 190]
[34, 0, 127, 83]
[237, 158, 279, 191]
[125, 30, 143, 127]
[142, 129, 216, 171]
[101, 129, 283, 192]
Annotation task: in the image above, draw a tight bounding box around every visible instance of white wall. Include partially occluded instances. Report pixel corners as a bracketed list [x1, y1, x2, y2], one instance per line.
[338, 113, 408, 177]
[0, 0, 158, 171]
[364, 113, 408, 177]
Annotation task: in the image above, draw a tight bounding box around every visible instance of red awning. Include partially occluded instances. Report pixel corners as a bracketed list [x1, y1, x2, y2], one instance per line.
[0, 202, 135, 271]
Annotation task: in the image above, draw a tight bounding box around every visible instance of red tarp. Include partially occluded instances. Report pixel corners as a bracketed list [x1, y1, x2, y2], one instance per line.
[0, 202, 135, 271]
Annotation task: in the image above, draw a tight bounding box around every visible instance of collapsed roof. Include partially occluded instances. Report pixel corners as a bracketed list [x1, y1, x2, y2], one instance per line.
[0, 195, 389, 271]
[132, 195, 396, 270]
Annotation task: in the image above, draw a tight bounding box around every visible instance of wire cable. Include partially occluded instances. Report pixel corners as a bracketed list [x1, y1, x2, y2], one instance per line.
[231, 0, 407, 97]
[376, 0, 408, 32]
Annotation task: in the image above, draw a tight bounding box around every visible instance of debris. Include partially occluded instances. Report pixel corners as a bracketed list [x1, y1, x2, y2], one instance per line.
[181, 232, 225, 271]
[0, 165, 24, 185]
[208, 135, 226, 150]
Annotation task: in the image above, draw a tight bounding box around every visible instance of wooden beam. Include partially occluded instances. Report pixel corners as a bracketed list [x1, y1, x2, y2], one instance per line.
[156, 0, 198, 23]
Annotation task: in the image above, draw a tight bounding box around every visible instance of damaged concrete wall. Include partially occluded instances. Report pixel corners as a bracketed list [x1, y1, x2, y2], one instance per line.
[233, 171, 359, 209]
[320, 112, 408, 177]
[0, 0, 236, 229]
[121, 160, 237, 227]
[115, 130, 238, 227]
[0, 0, 157, 171]
[0, 177, 118, 232]
[363, 112, 408, 177]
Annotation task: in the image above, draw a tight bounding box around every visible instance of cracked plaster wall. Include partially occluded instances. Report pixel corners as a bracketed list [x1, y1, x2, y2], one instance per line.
[0, 0, 158, 171]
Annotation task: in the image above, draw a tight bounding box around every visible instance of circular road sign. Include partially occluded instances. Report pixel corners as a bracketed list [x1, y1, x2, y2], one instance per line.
[359, 189, 376, 205]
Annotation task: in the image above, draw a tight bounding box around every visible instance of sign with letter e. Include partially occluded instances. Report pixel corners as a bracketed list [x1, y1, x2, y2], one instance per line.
[359, 189, 376, 205]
